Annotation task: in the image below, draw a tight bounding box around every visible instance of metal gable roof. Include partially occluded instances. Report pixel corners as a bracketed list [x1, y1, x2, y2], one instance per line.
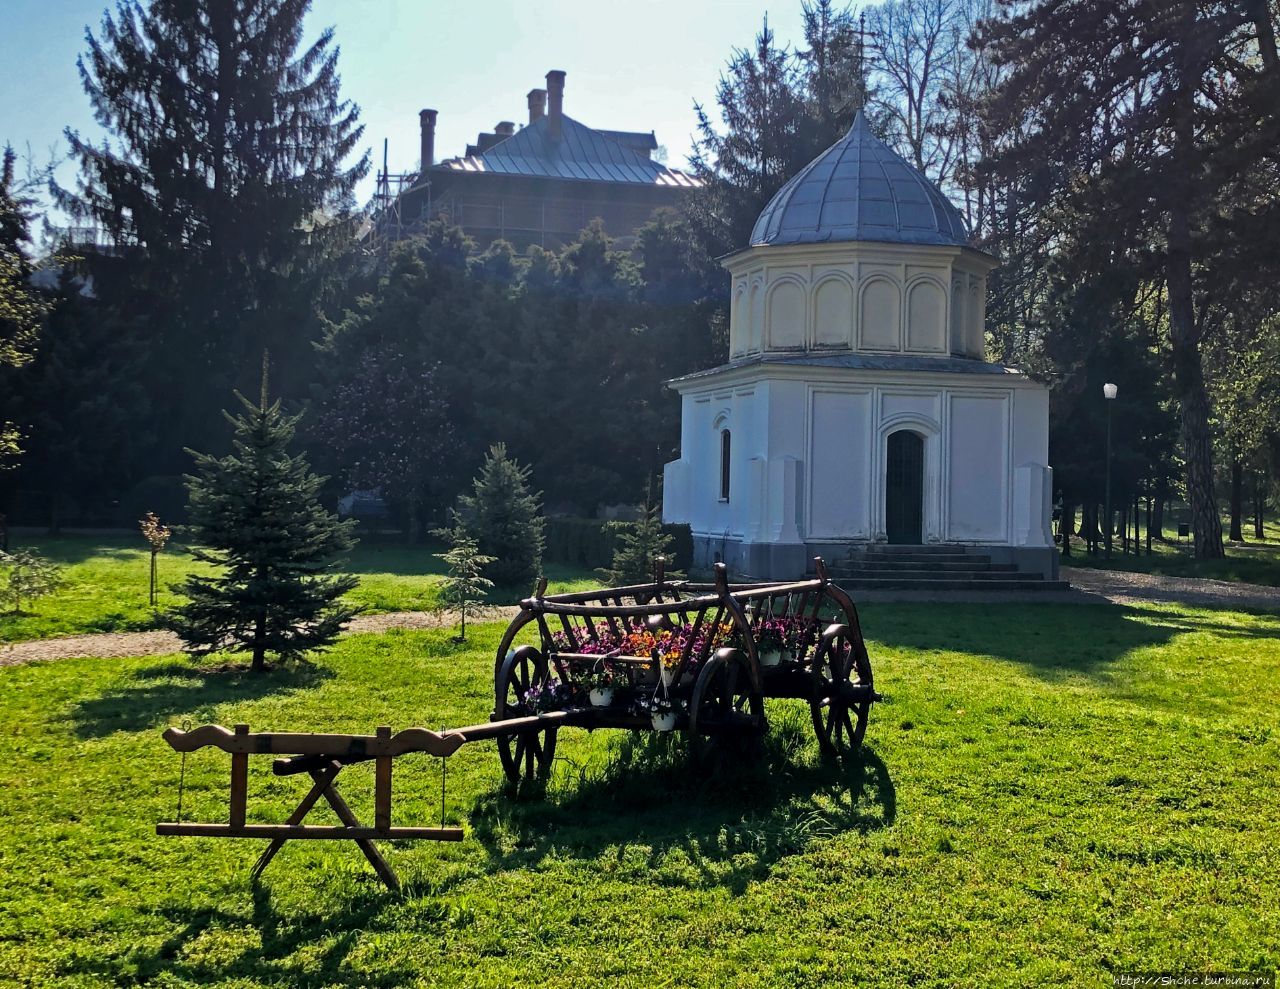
[434, 115, 700, 188]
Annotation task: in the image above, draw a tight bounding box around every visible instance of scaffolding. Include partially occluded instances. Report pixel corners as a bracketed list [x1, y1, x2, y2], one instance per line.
[366, 138, 420, 252]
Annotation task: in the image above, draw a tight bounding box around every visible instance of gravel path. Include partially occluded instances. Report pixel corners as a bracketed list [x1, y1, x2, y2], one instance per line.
[5, 568, 1279, 668]
[1057, 566, 1280, 611]
[0, 606, 520, 668]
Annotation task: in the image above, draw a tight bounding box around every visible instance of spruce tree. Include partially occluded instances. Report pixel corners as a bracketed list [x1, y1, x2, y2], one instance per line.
[433, 517, 495, 642]
[168, 364, 358, 671]
[600, 487, 684, 586]
[456, 444, 544, 588]
[0, 147, 46, 467]
[57, 0, 369, 467]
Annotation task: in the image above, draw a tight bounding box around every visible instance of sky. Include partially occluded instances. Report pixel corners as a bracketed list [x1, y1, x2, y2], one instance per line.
[0, 0, 815, 218]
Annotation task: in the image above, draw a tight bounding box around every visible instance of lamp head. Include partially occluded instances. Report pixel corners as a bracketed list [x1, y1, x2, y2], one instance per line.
[1103, 382, 1118, 400]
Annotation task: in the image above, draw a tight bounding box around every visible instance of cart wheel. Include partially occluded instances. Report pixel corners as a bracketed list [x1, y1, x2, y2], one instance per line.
[688, 649, 765, 770]
[809, 624, 871, 755]
[495, 646, 558, 784]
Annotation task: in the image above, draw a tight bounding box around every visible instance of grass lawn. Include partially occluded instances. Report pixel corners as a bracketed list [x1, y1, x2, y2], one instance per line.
[1, 601, 1276, 986]
[1062, 515, 1280, 587]
[0, 534, 598, 643]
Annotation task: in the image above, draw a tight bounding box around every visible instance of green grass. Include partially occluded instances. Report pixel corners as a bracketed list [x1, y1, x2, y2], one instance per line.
[1, 601, 1276, 986]
[1062, 516, 1280, 586]
[0, 534, 599, 643]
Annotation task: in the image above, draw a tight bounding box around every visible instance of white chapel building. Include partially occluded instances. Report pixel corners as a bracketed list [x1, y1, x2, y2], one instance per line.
[662, 111, 1056, 581]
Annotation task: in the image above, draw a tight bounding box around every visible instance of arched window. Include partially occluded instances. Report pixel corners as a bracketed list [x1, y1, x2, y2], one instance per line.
[719, 429, 732, 502]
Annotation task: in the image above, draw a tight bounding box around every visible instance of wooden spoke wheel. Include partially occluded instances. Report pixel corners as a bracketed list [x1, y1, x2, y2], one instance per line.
[688, 650, 765, 770]
[809, 624, 872, 755]
[495, 646, 558, 784]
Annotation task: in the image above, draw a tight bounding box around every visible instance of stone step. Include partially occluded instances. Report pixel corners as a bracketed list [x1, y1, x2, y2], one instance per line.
[835, 577, 1071, 592]
[858, 544, 979, 555]
[831, 568, 1035, 581]
[843, 553, 985, 565]
[835, 559, 1015, 573]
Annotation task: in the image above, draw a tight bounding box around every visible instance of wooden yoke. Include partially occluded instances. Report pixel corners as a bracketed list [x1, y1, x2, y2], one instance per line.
[162, 723, 466, 759]
[157, 722, 466, 891]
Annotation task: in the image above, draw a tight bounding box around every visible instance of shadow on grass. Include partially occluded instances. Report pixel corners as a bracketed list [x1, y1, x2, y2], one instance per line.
[9, 533, 143, 565]
[58, 882, 423, 989]
[69, 659, 333, 739]
[469, 709, 896, 896]
[858, 600, 1280, 681]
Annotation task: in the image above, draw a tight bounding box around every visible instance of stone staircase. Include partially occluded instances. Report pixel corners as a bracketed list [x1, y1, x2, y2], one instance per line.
[825, 545, 1069, 591]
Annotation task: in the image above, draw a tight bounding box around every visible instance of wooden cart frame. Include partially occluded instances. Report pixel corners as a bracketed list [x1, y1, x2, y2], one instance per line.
[490, 558, 879, 783]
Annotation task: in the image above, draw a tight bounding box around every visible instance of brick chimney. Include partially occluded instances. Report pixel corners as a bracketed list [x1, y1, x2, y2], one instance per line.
[495, 121, 515, 139]
[419, 108, 437, 169]
[527, 88, 546, 125]
[546, 70, 565, 140]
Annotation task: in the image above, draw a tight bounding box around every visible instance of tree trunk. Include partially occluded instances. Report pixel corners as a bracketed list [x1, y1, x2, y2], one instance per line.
[1061, 501, 1076, 557]
[1166, 1, 1225, 560]
[1246, 0, 1279, 71]
[252, 602, 266, 672]
[1152, 488, 1166, 540]
[1254, 472, 1266, 540]
[1230, 457, 1244, 542]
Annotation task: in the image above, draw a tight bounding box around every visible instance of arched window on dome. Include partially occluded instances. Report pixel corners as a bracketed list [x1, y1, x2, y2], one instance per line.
[719, 429, 731, 502]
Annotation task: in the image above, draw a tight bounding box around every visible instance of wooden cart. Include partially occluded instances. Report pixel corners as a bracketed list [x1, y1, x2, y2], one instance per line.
[489, 558, 879, 783]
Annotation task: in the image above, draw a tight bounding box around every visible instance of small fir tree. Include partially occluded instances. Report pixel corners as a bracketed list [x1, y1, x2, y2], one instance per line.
[456, 443, 545, 587]
[167, 366, 358, 671]
[0, 550, 63, 614]
[433, 517, 494, 642]
[600, 483, 683, 586]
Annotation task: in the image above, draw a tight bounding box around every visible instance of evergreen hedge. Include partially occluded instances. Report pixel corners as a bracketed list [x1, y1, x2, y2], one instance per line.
[544, 517, 693, 574]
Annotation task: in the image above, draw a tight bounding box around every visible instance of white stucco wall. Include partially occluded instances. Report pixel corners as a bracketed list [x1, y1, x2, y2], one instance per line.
[663, 365, 1052, 551]
[723, 242, 998, 362]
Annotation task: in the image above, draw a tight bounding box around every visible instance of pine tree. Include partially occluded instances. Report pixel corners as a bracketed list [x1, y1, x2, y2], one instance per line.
[688, 17, 811, 258]
[167, 362, 358, 671]
[456, 444, 545, 588]
[433, 518, 494, 642]
[600, 484, 684, 586]
[56, 0, 369, 466]
[0, 146, 46, 467]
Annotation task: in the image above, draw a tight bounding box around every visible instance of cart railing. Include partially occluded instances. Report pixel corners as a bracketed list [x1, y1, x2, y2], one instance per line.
[495, 558, 862, 694]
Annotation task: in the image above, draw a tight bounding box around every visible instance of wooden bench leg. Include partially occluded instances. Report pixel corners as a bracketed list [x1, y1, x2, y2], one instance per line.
[249, 762, 341, 882]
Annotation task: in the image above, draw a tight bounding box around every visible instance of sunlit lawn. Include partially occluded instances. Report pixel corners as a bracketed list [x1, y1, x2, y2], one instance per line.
[0, 534, 598, 643]
[0, 601, 1276, 986]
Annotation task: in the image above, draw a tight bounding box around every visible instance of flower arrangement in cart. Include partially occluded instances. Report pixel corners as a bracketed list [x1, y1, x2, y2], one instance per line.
[522, 615, 815, 729]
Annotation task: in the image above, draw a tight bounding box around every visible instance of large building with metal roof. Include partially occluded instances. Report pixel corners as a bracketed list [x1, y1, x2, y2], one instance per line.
[379, 70, 700, 251]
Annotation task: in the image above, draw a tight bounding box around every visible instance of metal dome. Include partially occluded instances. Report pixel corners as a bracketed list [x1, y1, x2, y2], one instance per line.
[749, 110, 969, 248]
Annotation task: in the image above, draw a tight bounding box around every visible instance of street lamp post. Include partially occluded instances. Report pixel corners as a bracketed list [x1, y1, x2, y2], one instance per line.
[1103, 383, 1118, 559]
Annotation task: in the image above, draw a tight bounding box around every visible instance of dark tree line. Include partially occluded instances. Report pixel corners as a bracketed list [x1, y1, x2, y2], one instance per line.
[3, 0, 1279, 565]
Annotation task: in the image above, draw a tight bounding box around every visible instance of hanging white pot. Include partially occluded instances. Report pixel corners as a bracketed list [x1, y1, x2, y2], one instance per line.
[588, 686, 615, 707]
[650, 709, 678, 731]
[759, 650, 785, 668]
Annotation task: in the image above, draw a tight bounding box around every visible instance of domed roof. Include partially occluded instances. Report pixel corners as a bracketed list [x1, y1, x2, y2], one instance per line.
[749, 110, 969, 249]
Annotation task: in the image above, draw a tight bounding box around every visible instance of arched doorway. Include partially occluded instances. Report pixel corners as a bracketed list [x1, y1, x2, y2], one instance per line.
[886, 430, 925, 544]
